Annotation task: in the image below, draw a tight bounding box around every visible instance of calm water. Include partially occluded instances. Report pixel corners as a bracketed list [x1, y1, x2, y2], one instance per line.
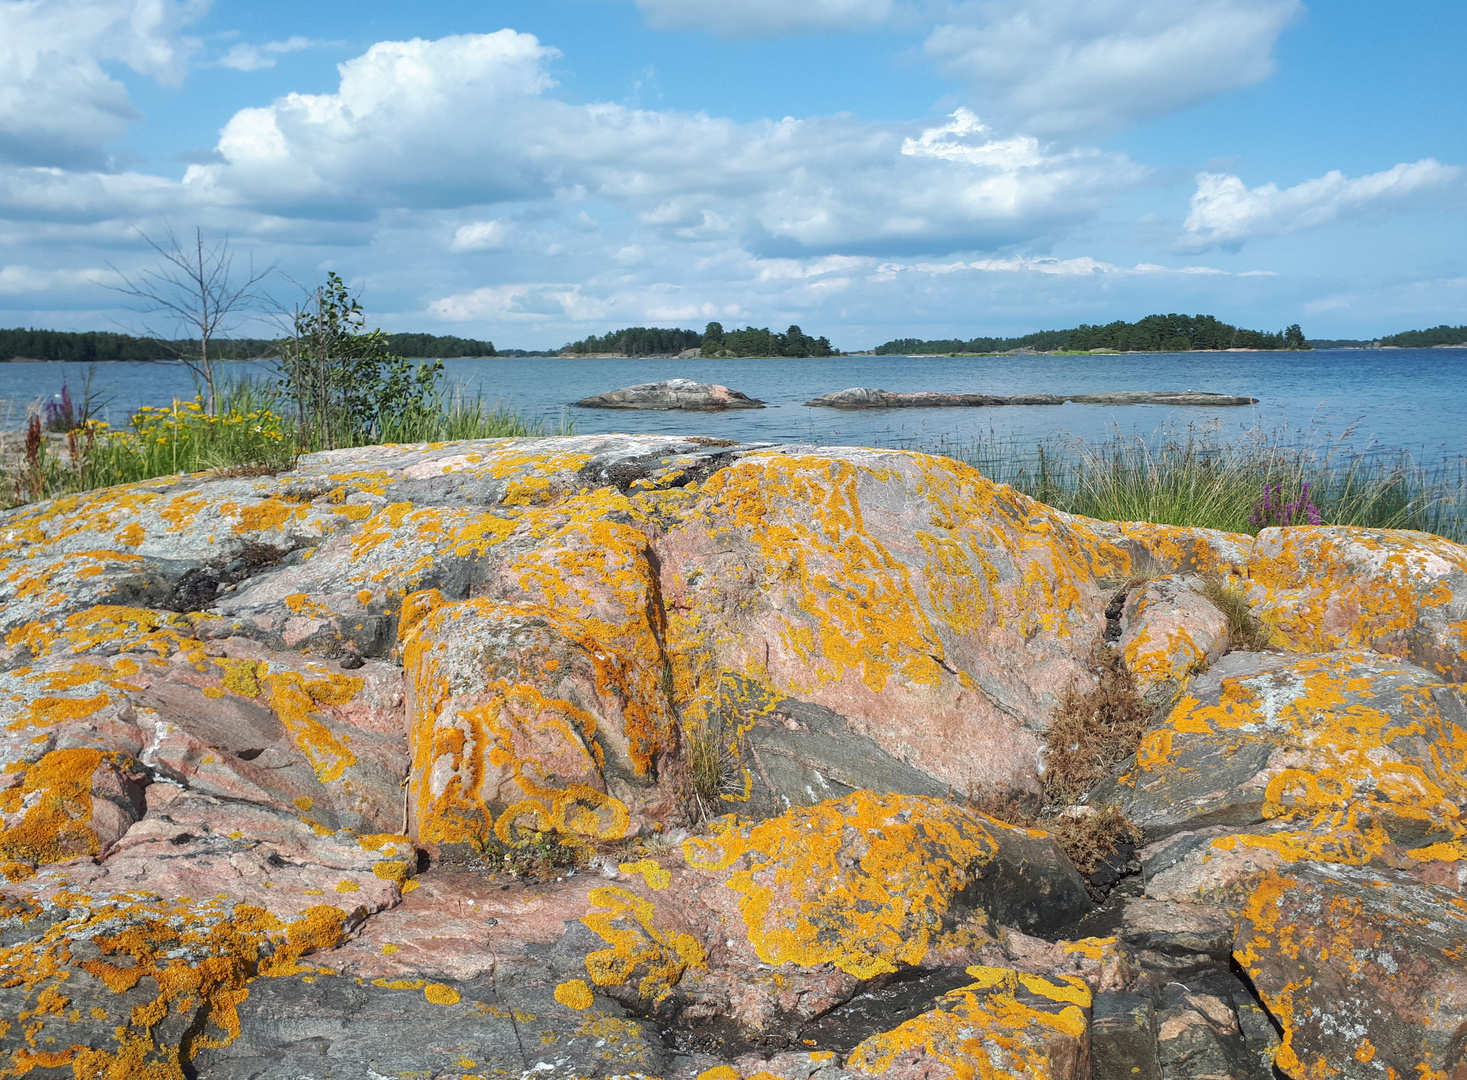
[2, 349, 1464, 459]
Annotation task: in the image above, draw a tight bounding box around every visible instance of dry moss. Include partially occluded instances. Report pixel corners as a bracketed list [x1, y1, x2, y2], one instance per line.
[1042, 647, 1153, 810]
[968, 646, 1150, 890]
[1198, 574, 1270, 651]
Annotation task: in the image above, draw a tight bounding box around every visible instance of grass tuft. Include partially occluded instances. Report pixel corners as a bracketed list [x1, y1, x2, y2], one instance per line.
[1198, 574, 1270, 651]
[1041, 647, 1154, 810]
[680, 718, 744, 823]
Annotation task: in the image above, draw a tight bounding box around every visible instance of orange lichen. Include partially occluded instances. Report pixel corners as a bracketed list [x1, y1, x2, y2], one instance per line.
[848, 964, 1090, 1079]
[681, 792, 998, 978]
[618, 859, 671, 889]
[554, 979, 595, 1010]
[0, 748, 106, 878]
[582, 886, 707, 1003]
[0, 897, 347, 1076]
[260, 670, 360, 784]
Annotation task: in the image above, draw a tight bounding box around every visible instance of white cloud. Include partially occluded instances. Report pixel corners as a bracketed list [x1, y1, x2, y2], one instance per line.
[1179, 159, 1465, 250]
[872, 254, 1241, 278]
[0, 0, 206, 167]
[451, 218, 514, 252]
[181, 33, 1143, 254]
[219, 36, 318, 72]
[632, 0, 891, 37]
[428, 282, 611, 323]
[926, 0, 1301, 135]
[0, 264, 112, 294]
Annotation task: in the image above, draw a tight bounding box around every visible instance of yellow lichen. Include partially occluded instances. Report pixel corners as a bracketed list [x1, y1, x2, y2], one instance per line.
[848, 965, 1090, 1079]
[424, 983, 461, 1006]
[681, 792, 998, 978]
[553, 979, 595, 1010]
[581, 886, 707, 1003]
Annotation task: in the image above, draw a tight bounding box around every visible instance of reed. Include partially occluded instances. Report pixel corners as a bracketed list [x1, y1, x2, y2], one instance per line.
[920, 423, 1467, 543]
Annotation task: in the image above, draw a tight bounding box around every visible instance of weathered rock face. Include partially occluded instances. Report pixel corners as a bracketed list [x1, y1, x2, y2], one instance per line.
[1, 432, 1465, 1078]
[576, 378, 766, 409]
[804, 388, 1258, 408]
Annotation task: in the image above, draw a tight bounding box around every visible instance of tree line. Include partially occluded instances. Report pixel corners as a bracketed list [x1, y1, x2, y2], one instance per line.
[561, 327, 702, 356]
[875, 314, 1310, 354]
[701, 322, 835, 357]
[560, 322, 837, 358]
[0, 327, 496, 363]
[1379, 324, 1467, 348]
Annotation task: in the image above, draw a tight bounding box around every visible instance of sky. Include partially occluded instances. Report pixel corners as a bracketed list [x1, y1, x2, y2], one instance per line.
[1, 0, 1464, 351]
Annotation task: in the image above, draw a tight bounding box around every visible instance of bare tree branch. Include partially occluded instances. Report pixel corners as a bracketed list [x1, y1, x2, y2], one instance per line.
[105, 226, 276, 414]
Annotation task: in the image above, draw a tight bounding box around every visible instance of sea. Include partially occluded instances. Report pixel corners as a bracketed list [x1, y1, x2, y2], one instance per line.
[2, 349, 1463, 461]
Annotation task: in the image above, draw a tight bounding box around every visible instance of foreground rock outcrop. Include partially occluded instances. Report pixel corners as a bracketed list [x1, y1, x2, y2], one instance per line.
[0, 433, 1463, 1078]
[575, 378, 765, 409]
[805, 388, 1259, 408]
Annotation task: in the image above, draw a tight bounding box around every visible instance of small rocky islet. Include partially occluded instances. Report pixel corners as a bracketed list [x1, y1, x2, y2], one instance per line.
[572, 379, 1258, 411]
[0, 433, 1464, 1079]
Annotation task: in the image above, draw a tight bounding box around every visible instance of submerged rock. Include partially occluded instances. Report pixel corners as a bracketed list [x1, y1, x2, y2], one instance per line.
[804, 387, 1258, 407]
[1, 432, 1465, 1076]
[575, 377, 765, 409]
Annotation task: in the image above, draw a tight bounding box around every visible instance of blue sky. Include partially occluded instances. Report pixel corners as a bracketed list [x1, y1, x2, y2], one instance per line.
[1, 0, 1463, 350]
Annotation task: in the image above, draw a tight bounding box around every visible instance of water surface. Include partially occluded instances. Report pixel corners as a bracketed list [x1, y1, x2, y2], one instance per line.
[3, 349, 1462, 459]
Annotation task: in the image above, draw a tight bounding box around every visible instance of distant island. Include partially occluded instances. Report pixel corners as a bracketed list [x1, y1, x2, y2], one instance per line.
[875, 313, 1310, 355]
[1310, 324, 1467, 349]
[0, 327, 497, 362]
[559, 322, 836, 359]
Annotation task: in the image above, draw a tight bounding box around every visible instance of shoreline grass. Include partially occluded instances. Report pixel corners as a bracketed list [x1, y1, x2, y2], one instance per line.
[1, 378, 570, 509]
[912, 422, 1467, 544]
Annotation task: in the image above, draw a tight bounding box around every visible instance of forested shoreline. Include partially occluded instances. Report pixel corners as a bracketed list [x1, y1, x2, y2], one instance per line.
[0, 327, 497, 362]
[875, 314, 1310, 354]
[560, 322, 836, 358]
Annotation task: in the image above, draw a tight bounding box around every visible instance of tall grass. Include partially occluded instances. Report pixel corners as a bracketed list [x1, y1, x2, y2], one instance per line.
[920, 423, 1467, 543]
[1, 377, 569, 509]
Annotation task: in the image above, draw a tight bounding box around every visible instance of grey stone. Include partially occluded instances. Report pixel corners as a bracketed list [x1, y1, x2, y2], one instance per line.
[575, 379, 765, 410]
[1093, 990, 1162, 1080]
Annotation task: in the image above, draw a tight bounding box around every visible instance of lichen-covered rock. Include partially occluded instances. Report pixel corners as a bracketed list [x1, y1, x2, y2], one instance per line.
[1117, 575, 1230, 693]
[845, 965, 1093, 1080]
[1235, 862, 1467, 1080]
[1250, 525, 1467, 679]
[2, 433, 1466, 1075]
[1103, 649, 1467, 859]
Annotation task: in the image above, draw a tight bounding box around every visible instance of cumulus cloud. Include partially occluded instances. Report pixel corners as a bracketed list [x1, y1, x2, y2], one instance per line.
[219, 36, 319, 72]
[451, 219, 514, 252]
[1179, 159, 1465, 250]
[0, 0, 205, 167]
[181, 32, 1143, 254]
[926, 0, 1300, 135]
[632, 0, 891, 37]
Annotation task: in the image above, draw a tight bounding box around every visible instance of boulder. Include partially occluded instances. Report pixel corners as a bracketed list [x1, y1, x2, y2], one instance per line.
[575, 378, 765, 410]
[2, 432, 1466, 1075]
[1249, 525, 1467, 679]
[1116, 575, 1230, 693]
[1236, 862, 1467, 1080]
[1100, 649, 1467, 853]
